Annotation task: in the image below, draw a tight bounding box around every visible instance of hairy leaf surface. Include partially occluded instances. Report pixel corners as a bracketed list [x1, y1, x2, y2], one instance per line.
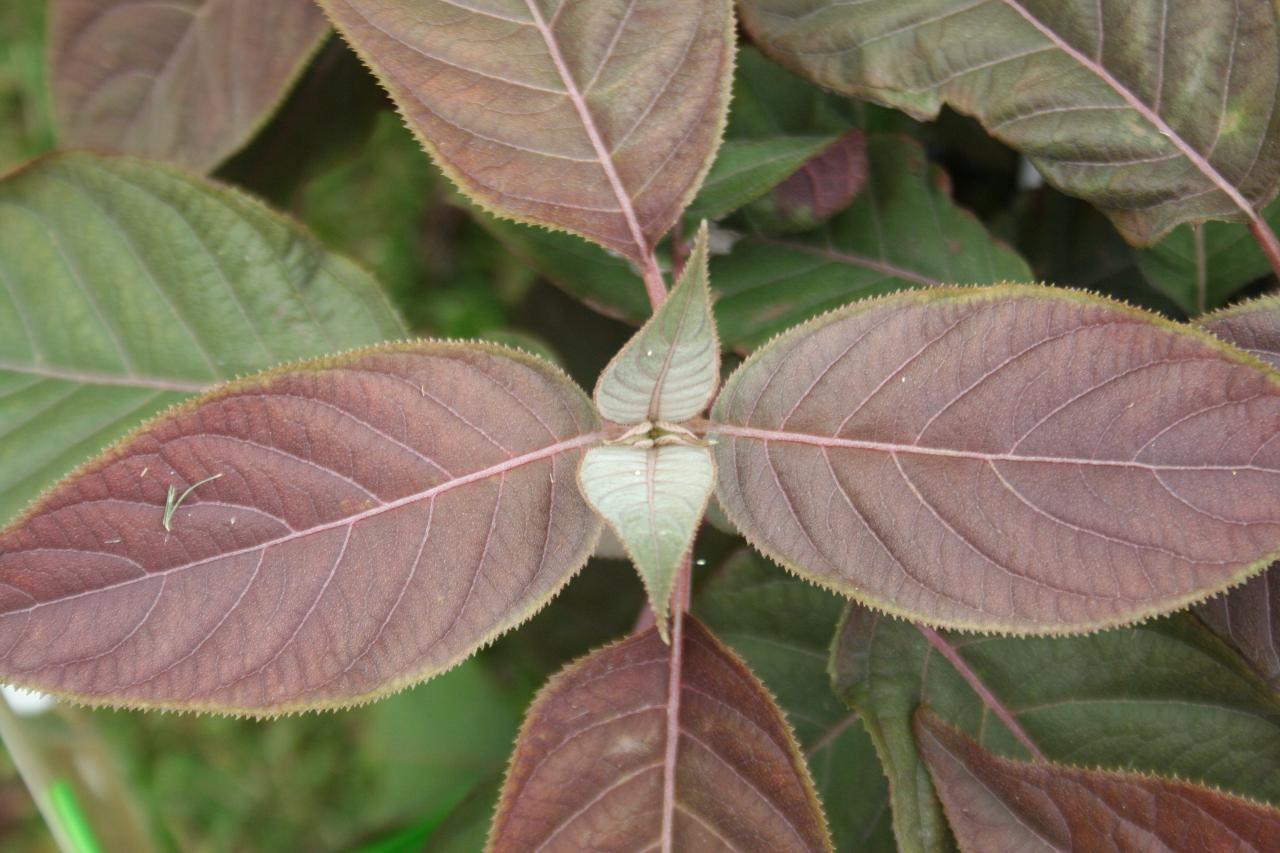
[697, 552, 894, 851]
[1196, 297, 1280, 688]
[0, 343, 601, 713]
[916, 711, 1280, 852]
[51, 0, 328, 171]
[321, 0, 735, 267]
[711, 286, 1280, 633]
[0, 153, 404, 526]
[579, 445, 714, 640]
[714, 135, 1031, 349]
[738, 0, 1280, 245]
[1137, 202, 1280, 316]
[489, 618, 831, 852]
[831, 606, 1280, 852]
[595, 224, 718, 423]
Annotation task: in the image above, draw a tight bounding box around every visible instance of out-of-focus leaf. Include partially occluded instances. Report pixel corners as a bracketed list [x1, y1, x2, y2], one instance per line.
[421, 778, 501, 853]
[320, 0, 735, 271]
[1194, 297, 1280, 690]
[831, 606, 1280, 852]
[0, 153, 404, 525]
[595, 225, 718, 423]
[738, 0, 1280, 246]
[697, 552, 894, 851]
[0, 3, 55, 174]
[50, 0, 328, 172]
[714, 134, 1031, 349]
[916, 711, 1280, 852]
[579, 445, 714, 640]
[686, 136, 838, 224]
[489, 619, 831, 851]
[744, 130, 868, 234]
[711, 286, 1280, 634]
[0, 343, 602, 713]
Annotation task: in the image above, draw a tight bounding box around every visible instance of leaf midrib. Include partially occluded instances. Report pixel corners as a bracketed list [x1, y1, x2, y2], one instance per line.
[710, 423, 1275, 473]
[1, 431, 602, 616]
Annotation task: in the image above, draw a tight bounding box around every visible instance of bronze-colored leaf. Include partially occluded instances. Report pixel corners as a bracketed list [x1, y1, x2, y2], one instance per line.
[320, 0, 736, 271]
[710, 286, 1280, 634]
[738, 0, 1280, 246]
[51, 0, 329, 172]
[916, 710, 1280, 852]
[746, 129, 868, 233]
[0, 343, 602, 714]
[489, 618, 831, 852]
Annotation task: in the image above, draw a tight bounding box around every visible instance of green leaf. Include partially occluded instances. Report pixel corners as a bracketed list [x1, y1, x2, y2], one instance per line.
[831, 607, 1280, 852]
[739, 0, 1280, 246]
[320, 0, 735, 271]
[742, 130, 869, 234]
[50, 0, 329, 172]
[714, 134, 1031, 349]
[685, 136, 839, 223]
[594, 224, 719, 423]
[579, 444, 714, 640]
[916, 710, 1280, 852]
[1137, 200, 1280, 316]
[696, 551, 894, 852]
[0, 152, 405, 525]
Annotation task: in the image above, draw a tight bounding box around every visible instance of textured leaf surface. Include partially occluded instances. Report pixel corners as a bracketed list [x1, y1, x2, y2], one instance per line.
[738, 0, 1280, 245]
[579, 445, 714, 639]
[0, 343, 601, 713]
[714, 135, 1031, 350]
[745, 130, 868, 233]
[489, 618, 831, 852]
[917, 711, 1280, 853]
[697, 552, 894, 851]
[1196, 297, 1280, 688]
[831, 606, 1280, 852]
[51, 0, 328, 172]
[595, 224, 718, 424]
[321, 0, 735, 266]
[0, 153, 404, 526]
[711, 286, 1280, 633]
[685, 136, 837, 223]
[1137, 202, 1280, 316]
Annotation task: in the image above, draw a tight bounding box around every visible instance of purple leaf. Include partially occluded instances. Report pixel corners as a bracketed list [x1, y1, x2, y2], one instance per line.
[0, 343, 601, 714]
[710, 286, 1280, 633]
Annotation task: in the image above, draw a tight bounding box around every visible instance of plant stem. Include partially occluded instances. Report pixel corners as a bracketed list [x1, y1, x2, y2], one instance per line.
[915, 624, 1047, 762]
[658, 555, 691, 853]
[642, 251, 667, 311]
[1249, 215, 1280, 283]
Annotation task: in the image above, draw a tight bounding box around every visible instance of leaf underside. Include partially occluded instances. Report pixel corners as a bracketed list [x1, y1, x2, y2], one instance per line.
[1196, 297, 1280, 688]
[320, 0, 735, 265]
[711, 286, 1280, 634]
[578, 444, 715, 639]
[51, 0, 329, 172]
[737, 0, 1280, 245]
[0, 343, 601, 714]
[594, 223, 719, 424]
[831, 605, 1280, 851]
[916, 711, 1280, 852]
[0, 152, 405, 526]
[488, 618, 831, 852]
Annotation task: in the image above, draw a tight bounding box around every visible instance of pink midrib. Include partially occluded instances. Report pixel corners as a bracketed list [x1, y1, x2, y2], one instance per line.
[523, 1, 652, 262]
[1, 432, 604, 617]
[1001, 0, 1262, 224]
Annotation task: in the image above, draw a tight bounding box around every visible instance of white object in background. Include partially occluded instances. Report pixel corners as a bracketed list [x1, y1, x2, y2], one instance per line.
[1017, 157, 1045, 190]
[2, 685, 55, 716]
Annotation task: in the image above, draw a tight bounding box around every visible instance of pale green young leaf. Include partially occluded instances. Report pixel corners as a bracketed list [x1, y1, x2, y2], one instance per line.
[0, 152, 405, 525]
[594, 224, 719, 424]
[578, 444, 714, 640]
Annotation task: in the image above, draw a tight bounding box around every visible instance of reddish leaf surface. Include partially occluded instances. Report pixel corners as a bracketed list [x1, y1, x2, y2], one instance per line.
[1197, 297, 1280, 688]
[51, 0, 328, 172]
[916, 710, 1280, 852]
[749, 130, 868, 232]
[0, 343, 601, 714]
[320, 0, 735, 272]
[710, 286, 1280, 633]
[489, 618, 831, 852]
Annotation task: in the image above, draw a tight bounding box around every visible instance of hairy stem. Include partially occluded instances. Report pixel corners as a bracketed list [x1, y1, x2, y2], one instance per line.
[916, 624, 1047, 762]
[659, 554, 692, 852]
[1249, 216, 1280, 283]
[643, 252, 668, 311]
